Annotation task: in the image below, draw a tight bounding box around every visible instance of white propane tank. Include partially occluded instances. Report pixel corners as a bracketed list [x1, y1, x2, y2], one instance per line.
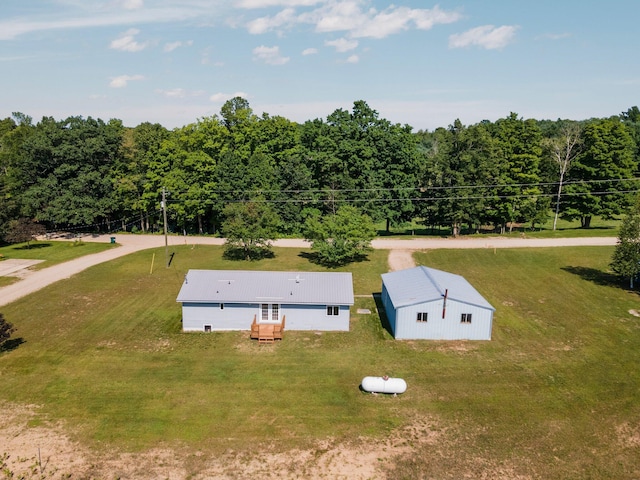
[361, 376, 407, 394]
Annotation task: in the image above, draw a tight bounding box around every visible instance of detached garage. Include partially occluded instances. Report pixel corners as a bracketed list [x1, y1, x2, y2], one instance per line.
[381, 266, 494, 340]
[177, 270, 354, 332]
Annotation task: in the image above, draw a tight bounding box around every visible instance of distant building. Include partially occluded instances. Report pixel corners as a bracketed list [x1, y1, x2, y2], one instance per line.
[177, 270, 354, 332]
[381, 266, 494, 340]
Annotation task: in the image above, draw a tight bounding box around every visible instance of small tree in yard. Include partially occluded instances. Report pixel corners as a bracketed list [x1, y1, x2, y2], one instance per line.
[0, 313, 16, 349]
[611, 198, 640, 288]
[222, 200, 281, 260]
[304, 205, 376, 267]
[3, 218, 46, 248]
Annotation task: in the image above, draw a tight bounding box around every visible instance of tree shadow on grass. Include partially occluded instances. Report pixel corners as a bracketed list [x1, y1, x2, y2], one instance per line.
[0, 337, 25, 353]
[222, 247, 275, 261]
[561, 266, 624, 289]
[298, 251, 370, 268]
[13, 243, 51, 251]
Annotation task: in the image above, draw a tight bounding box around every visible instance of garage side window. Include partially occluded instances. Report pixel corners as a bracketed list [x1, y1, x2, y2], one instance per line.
[461, 313, 472, 323]
[327, 306, 339, 316]
[416, 312, 428, 322]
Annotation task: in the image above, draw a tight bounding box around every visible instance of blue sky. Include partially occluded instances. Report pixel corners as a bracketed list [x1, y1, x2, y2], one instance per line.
[1, 0, 638, 130]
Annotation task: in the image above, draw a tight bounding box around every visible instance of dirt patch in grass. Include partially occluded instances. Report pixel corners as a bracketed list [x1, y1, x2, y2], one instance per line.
[387, 250, 416, 271]
[0, 401, 540, 479]
[617, 422, 640, 448]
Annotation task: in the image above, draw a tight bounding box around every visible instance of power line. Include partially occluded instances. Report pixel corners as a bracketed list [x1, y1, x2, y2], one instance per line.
[162, 188, 640, 205]
[162, 176, 640, 198]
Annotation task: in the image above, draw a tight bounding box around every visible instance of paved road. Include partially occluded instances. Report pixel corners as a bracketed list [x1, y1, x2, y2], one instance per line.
[0, 233, 618, 307]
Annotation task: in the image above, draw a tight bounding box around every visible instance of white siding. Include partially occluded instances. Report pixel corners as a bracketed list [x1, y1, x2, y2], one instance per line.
[182, 302, 256, 331]
[394, 299, 492, 340]
[182, 303, 350, 332]
[283, 304, 350, 331]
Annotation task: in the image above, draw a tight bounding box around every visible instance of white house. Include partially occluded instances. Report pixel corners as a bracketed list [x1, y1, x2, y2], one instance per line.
[381, 266, 494, 340]
[177, 270, 354, 332]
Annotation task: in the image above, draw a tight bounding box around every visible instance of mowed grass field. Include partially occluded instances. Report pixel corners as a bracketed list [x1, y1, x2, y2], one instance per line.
[0, 240, 116, 266]
[1, 244, 640, 478]
[0, 240, 116, 287]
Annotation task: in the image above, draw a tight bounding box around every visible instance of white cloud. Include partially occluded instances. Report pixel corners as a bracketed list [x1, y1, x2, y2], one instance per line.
[537, 32, 571, 41]
[349, 5, 461, 39]
[449, 25, 519, 50]
[325, 37, 358, 52]
[302, 47, 318, 55]
[0, 4, 222, 40]
[164, 40, 194, 52]
[345, 54, 359, 63]
[117, 0, 144, 10]
[247, 8, 296, 34]
[305, 1, 362, 33]
[252, 45, 290, 65]
[236, 0, 322, 8]
[109, 74, 144, 88]
[156, 88, 187, 98]
[109, 28, 148, 52]
[242, 2, 461, 40]
[156, 88, 205, 98]
[210, 92, 249, 102]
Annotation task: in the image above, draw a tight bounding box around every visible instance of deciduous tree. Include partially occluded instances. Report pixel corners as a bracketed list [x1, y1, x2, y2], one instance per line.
[542, 121, 583, 230]
[562, 118, 636, 227]
[0, 313, 15, 348]
[304, 205, 376, 266]
[3, 217, 46, 247]
[221, 200, 280, 260]
[611, 197, 640, 288]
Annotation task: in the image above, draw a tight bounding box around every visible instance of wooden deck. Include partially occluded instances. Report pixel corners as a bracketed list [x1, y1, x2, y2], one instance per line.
[250, 315, 285, 344]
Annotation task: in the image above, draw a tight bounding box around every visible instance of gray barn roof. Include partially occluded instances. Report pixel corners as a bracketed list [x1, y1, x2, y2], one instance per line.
[381, 266, 494, 311]
[177, 270, 354, 305]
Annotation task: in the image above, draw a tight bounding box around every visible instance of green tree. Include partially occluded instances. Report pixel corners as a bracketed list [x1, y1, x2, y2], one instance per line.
[221, 200, 281, 260]
[17, 116, 124, 229]
[2, 218, 46, 247]
[491, 113, 546, 232]
[301, 101, 419, 229]
[420, 120, 498, 236]
[0, 313, 16, 349]
[112, 122, 169, 232]
[621, 106, 640, 168]
[304, 205, 376, 267]
[611, 198, 640, 288]
[562, 118, 636, 227]
[0, 114, 33, 230]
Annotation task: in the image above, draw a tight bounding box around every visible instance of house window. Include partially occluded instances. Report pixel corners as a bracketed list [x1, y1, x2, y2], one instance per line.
[461, 313, 472, 323]
[327, 306, 339, 316]
[261, 304, 269, 321]
[204, 325, 211, 332]
[271, 304, 279, 321]
[416, 312, 428, 322]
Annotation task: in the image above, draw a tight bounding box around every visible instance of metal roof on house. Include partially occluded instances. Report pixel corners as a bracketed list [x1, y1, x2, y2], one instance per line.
[381, 266, 494, 311]
[177, 270, 354, 305]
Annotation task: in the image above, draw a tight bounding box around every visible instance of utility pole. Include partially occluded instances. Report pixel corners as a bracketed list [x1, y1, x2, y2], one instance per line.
[162, 187, 169, 267]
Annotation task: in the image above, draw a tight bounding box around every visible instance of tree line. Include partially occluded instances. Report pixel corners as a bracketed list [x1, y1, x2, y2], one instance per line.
[1, 99, 639, 239]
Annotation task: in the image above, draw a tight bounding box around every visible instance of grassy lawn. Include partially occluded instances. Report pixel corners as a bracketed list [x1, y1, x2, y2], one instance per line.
[377, 215, 620, 238]
[0, 240, 116, 270]
[1, 245, 640, 478]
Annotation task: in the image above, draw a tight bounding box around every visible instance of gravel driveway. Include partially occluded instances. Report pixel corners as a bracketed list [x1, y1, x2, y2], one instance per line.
[0, 234, 617, 307]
